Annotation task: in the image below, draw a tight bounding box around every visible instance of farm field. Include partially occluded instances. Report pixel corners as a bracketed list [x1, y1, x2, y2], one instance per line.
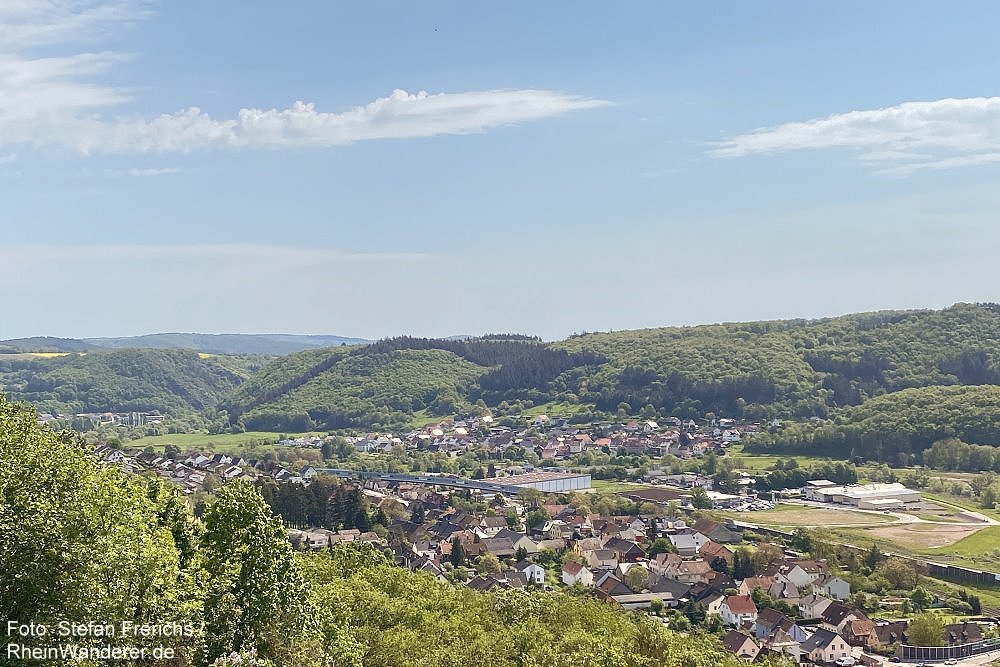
[721, 504, 895, 527]
[592, 480, 653, 493]
[125, 431, 320, 454]
[724, 445, 840, 472]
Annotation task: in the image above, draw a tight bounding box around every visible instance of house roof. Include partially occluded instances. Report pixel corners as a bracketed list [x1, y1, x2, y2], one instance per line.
[725, 595, 758, 615]
[722, 630, 759, 656]
[562, 560, 585, 576]
[800, 627, 841, 652]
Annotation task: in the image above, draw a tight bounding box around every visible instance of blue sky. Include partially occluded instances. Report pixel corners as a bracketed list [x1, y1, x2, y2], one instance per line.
[3, 1, 1000, 340]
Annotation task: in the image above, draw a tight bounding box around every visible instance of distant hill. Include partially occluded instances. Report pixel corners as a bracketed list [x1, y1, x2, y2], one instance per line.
[0, 349, 259, 416]
[0, 333, 370, 355]
[221, 303, 1000, 432]
[2, 305, 999, 441]
[0, 337, 98, 353]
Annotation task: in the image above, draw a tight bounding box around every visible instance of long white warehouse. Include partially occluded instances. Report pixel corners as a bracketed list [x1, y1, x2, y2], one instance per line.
[803, 481, 921, 505]
[483, 471, 592, 492]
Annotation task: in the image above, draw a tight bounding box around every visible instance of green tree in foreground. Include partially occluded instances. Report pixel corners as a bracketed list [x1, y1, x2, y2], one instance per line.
[907, 612, 945, 647]
[200, 479, 316, 664]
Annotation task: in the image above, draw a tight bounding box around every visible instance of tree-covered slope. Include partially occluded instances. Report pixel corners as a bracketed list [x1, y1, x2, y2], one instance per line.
[0, 348, 256, 415]
[552, 303, 1000, 418]
[234, 349, 489, 431]
[745, 384, 1000, 462]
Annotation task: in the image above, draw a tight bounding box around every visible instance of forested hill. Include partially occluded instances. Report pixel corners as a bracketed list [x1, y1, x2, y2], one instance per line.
[0, 349, 261, 416]
[220, 303, 1000, 432]
[2, 303, 999, 435]
[0, 332, 369, 355]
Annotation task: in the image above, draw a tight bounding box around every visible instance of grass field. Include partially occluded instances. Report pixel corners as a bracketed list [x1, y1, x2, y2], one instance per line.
[721, 505, 895, 527]
[592, 480, 652, 493]
[125, 431, 321, 454]
[724, 445, 840, 472]
[922, 492, 1000, 522]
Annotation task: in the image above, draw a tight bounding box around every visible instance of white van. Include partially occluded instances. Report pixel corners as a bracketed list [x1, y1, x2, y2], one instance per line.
[834, 658, 856, 667]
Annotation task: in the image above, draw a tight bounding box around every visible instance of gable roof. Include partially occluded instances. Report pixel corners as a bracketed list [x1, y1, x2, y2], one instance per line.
[725, 595, 758, 615]
[800, 627, 841, 652]
[722, 630, 760, 657]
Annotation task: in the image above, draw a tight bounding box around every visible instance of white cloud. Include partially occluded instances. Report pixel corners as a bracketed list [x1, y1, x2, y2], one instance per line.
[0, 1, 609, 156]
[711, 96, 1000, 173]
[0, 153, 16, 164]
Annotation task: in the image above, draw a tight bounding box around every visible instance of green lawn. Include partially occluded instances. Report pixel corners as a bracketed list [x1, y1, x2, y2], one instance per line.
[125, 431, 321, 454]
[592, 480, 651, 493]
[923, 525, 1000, 569]
[724, 445, 840, 472]
[921, 492, 1000, 522]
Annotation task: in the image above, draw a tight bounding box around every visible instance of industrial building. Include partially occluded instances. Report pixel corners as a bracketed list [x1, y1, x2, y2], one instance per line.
[803, 481, 920, 506]
[483, 471, 592, 492]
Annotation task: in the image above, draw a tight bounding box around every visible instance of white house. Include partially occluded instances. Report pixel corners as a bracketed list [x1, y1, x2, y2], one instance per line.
[562, 561, 594, 587]
[513, 560, 546, 586]
[813, 575, 851, 601]
[721, 595, 759, 628]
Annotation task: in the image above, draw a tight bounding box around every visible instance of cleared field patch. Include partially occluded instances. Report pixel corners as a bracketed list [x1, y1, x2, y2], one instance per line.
[125, 431, 320, 454]
[903, 500, 987, 524]
[865, 522, 986, 550]
[722, 505, 894, 527]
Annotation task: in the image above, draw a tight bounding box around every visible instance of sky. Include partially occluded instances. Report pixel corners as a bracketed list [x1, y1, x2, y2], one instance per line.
[3, 1, 1000, 341]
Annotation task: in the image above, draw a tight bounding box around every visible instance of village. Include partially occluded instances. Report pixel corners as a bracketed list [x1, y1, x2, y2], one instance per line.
[86, 414, 1000, 665]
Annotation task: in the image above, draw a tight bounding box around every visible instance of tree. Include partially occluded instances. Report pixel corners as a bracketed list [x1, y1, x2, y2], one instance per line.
[907, 612, 945, 646]
[626, 566, 649, 592]
[525, 509, 548, 530]
[477, 553, 501, 574]
[410, 503, 426, 525]
[648, 538, 676, 557]
[876, 558, 921, 590]
[789, 528, 812, 553]
[710, 556, 730, 574]
[732, 548, 755, 579]
[909, 586, 934, 611]
[865, 544, 886, 571]
[450, 538, 466, 567]
[519, 487, 544, 509]
[649, 599, 664, 615]
[690, 487, 712, 509]
[751, 543, 784, 573]
[200, 479, 314, 663]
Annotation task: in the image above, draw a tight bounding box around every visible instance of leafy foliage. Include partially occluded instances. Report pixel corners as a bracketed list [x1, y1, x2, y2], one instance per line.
[301, 543, 749, 667]
[0, 349, 254, 415]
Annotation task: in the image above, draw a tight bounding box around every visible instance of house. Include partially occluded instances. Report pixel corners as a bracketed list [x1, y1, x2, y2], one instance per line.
[944, 622, 982, 646]
[754, 608, 809, 643]
[604, 536, 647, 563]
[671, 559, 715, 585]
[668, 532, 710, 556]
[691, 518, 743, 544]
[562, 561, 594, 587]
[800, 628, 852, 664]
[820, 602, 869, 634]
[761, 627, 804, 663]
[739, 576, 775, 597]
[512, 560, 545, 586]
[586, 549, 619, 570]
[813, 574, 851, 601]
[699, 541, 735, 566]
[874, 621, 908, 647]
[797, 593, 833, 619]
[722, 631, 761, 661]
[844, 619, 877, 647]
[721, 595, 759, 628]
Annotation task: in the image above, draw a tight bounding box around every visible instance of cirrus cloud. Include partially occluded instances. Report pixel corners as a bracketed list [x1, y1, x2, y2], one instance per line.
[711, 96, 1000, 174]
[0, 1, 609, 157]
